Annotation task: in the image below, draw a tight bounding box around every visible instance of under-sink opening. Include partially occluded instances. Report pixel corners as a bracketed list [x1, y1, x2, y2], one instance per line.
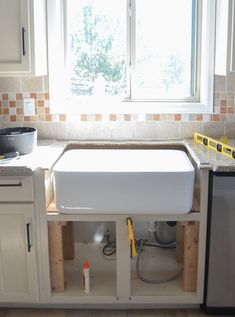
[47, 220, 199, 298]
[130, 220, 199, 297]
[48, 221, 117, 297]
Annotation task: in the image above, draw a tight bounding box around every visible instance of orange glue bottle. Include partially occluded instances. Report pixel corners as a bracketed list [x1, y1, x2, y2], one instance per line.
[83, 260, 90, 294]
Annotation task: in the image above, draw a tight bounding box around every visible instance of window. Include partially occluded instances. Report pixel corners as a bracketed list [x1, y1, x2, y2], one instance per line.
[47, 0, 216, 113]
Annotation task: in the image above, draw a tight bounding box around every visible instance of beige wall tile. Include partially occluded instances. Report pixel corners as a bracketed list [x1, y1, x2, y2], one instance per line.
[67, 121, 89, 140]
[22, 77, 43, 92]
[43, 76, 49, 92]
[202, 122, 225, 137]
[88, 122, 112, 140]
[111, 122, 134, 140]
[226, 74, 235, 91]
[42, 122, 67, 139]
[134, 122, 158, 140]
[180, 122, 203, 139]
[225, 122, 235, 138]
[214, 75, 226, 91]
[158, 122, 180, 140]
[0, 78, 21, 92]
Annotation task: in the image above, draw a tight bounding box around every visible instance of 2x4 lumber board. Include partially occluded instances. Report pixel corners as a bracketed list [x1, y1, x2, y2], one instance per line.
[176, 222, 184, 263]
[62, 222, 75, 260]
[182, 221, 199, 292]
[48, 222, 65, 292]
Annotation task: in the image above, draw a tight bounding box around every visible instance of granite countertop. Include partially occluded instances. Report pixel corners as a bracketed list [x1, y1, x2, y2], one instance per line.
[184, 139, 235, 172]
[0, 138, 235, 175]
[0, 140, 67, 175]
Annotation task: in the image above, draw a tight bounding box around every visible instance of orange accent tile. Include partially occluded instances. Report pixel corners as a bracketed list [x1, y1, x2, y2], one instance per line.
[0, 108, 2, 115]
[30, 93, 37, 100]
[211, 114, 219, 121]
[9, 101, 16, 107]
[2, 94, 8, 100]
[2, 108, 9, 115]
[153, 114, 160, 121]
[81, 114, 88, 121]
[59, 114, 66, 121]
[220, 100, 227, 107]
[220, 107, 227, 114]
[45, 93, 49, 100]
[124, 114, 131, 121]
[24, 116, 31, 121]
[174, 114, 181, 121]
[16, 93, 23, 100]
[10, 115, 16, 122]
[95, 114, 102, 121]
[37, 100, 44, 107]
[45, 107, 50, 114]
[196, 114, 203, 121]
[109, 114, 116, 121]
[227, 107, 234, 114]
[45, 114, 52, 121]
[16, 108, 24, 115]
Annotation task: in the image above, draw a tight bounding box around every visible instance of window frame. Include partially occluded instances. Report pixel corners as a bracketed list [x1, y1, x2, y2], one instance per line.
[47, 0, 216, 114]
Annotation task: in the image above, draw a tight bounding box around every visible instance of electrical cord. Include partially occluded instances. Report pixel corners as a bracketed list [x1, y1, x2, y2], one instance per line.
[136, 239, 183, 284]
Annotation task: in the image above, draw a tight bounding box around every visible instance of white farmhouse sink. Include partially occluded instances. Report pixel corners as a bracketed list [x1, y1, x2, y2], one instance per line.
[53, 149, 195, 215]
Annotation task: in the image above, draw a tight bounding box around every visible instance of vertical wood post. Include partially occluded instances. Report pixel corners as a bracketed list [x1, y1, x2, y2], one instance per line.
[62, 222, 75, 260]
[182, 221, 199, 292]
[176, 222, 185, 263]
[48, 221, 66, 292]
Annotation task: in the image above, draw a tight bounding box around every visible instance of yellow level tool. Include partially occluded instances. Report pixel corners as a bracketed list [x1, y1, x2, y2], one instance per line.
[194, 132, 235, 160]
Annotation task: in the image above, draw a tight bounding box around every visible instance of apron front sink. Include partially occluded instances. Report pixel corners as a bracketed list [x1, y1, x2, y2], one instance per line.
[53, 149, 195, 215]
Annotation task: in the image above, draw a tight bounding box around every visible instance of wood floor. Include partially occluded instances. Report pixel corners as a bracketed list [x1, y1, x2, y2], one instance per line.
[0, 309, 228, 317]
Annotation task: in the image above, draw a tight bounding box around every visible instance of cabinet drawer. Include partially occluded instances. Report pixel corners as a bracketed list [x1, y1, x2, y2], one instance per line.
[0, 176, 34, 202]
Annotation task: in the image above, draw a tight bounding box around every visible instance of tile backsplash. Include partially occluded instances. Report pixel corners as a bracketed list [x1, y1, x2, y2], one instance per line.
[0, 75, 235, 140]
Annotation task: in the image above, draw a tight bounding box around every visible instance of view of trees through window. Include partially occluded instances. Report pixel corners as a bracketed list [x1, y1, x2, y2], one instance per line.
[67, 0, 127, 98]
[66, 0, 196, 100]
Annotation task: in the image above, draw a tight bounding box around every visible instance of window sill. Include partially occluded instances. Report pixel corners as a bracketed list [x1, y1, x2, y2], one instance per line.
[51, 99, 213, 115]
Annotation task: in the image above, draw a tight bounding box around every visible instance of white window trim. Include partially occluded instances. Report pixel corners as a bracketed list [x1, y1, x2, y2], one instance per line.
[47, 0, 215, 114]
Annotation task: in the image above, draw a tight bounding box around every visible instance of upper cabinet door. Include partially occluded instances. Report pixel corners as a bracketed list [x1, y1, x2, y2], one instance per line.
[0, 0, 47, 76]
[215, 0, 235, 75]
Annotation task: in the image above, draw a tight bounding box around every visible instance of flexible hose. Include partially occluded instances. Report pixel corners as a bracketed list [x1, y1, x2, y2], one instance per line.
[152, 222, 176, 246]
[136, 239, 183, 284]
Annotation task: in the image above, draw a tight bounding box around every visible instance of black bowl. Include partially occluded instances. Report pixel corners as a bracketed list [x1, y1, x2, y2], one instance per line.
[0, 127, 37, 155]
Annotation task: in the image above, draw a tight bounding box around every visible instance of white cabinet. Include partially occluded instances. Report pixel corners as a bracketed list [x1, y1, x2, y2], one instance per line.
[0, 176, 38, 303]
[0, 204, 38, 303]
[0, 0, 47, 76]
[215, 0, 235, 75]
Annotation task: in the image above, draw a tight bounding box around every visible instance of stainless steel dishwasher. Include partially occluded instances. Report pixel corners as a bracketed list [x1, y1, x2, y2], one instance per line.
[203, 172, 235, 314]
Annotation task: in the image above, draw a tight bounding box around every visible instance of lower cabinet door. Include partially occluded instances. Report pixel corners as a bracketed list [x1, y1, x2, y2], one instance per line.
[0, 204, 38, 303]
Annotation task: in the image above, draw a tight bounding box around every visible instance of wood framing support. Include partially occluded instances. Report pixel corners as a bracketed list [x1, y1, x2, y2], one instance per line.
[48, 221, 66, 292]
[176, 221, 199, 292]
[176, 222, 184, 263]
[62, 222, 75, 260]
